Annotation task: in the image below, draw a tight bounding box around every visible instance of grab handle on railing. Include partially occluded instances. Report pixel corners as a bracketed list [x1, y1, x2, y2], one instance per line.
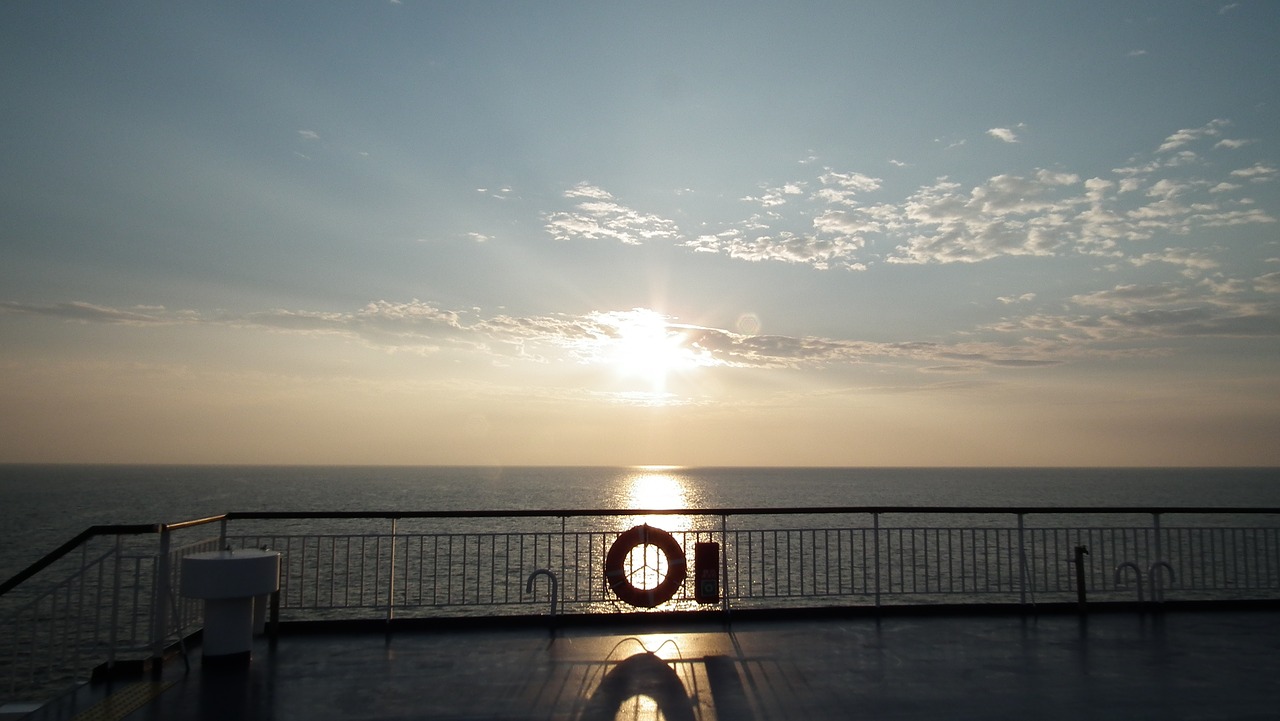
[526, 569, 558, 618]
[1114, 561, 1144, 602]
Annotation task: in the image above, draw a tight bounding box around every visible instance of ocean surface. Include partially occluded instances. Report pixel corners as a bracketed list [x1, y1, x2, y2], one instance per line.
[2, 465, 1279, 581]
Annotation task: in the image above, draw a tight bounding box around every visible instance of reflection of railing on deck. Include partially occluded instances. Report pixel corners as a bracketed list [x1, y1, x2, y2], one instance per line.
[3, 506, 1279, 706]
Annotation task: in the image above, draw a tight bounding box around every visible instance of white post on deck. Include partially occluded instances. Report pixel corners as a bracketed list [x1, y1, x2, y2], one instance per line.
[151, 527, 172, 661]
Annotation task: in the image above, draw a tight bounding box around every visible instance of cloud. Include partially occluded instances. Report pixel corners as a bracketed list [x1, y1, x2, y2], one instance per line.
[6, 299, 1071, 373]
[997, 293, 1036, 305]
[889, 171, 1086, 263]
[995, 273, 1280, 342]
[683, 229, 867, 271]
[1215, 138, 1252, 150]
[298, 130, 320, 141]
[544, 183, 680, 245]
[741, 182, 805, 208]
[1255, 272, 1280, 294]
[1128, 49, 1148, 57]
[0, 301, 170, 325]
[815, 170, 882, 206]
[987, 127, 1020, 143]
[528, 121, 1273, 271]
[1157, 119, 1228, 153]
[1071, 283, 1203, 308]
[1230, 164, 1277, 181]
[1129, 248, 1219, 276]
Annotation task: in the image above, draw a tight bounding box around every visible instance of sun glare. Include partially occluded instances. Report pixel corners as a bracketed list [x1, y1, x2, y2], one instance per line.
[597, 309, 702, 393]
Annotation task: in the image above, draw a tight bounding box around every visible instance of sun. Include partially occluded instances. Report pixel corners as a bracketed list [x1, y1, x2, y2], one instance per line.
[596, 309, 702, 393]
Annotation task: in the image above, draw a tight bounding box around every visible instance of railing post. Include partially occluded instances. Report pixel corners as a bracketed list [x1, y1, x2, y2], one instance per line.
[108, 534, 123, 668]
[1017, 513, 1028, 606]
[151, 527, 172, 661]
[720, 514, 730, 616]
[387, 518, 398, 623]
[1152, 512, 1163, 562]
[1074, 545, 1089, 613]
[218, 518, 228, 548]
[873, 512, 881, 609]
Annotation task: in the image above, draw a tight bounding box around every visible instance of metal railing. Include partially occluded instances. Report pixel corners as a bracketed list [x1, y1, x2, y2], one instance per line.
[3, 506, 1279, 706]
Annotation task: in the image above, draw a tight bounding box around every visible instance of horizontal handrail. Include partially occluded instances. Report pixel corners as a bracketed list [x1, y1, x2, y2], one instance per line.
[221, 506, 1280, 521]
[162, 514, 227, 531]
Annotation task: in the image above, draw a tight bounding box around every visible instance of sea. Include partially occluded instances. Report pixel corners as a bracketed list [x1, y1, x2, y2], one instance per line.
[2, 465, 1279, 582]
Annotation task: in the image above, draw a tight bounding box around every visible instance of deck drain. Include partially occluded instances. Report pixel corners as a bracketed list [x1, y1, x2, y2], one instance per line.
[70, 681, 173, 721]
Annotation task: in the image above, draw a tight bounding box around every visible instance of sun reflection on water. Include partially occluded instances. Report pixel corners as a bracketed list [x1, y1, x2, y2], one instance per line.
[627, 468, 686, 510]
[618, 467, 701, 591]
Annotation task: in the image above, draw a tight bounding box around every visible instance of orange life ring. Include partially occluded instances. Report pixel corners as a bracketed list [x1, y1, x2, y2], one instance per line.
[604, 525, 687, 608]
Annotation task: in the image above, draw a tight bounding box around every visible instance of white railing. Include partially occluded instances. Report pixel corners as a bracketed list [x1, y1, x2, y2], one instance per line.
[219, 510, 1280, 618]
[0, 520, 219, 707]
[3, 507, 1279, 706]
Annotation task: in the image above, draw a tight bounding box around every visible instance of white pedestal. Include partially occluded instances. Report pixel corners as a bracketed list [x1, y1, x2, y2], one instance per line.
[180, 549, 281, 662]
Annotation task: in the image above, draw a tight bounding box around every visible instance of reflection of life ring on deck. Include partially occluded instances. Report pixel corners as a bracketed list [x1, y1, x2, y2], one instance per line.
[604, 525, 687, 608]
[579, 653, 696, 721]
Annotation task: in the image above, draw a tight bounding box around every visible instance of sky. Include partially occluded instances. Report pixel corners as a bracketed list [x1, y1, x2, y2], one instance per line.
[1, 1, 1278, 467]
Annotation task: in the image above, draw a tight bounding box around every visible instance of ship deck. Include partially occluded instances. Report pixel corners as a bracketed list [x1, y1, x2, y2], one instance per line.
[13, 608, 1280, 721]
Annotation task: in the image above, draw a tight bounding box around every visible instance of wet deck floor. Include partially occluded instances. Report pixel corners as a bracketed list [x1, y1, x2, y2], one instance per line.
[18, 610, 1280, 720]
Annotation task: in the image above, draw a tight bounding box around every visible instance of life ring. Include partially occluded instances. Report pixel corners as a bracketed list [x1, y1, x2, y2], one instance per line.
[604, 525, 687, 608]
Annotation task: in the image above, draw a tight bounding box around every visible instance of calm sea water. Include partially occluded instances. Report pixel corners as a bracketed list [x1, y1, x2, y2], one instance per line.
[2, 465, 1278, 580]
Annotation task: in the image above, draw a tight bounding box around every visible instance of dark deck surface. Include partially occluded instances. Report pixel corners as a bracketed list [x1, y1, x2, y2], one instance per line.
[19, 609, 1280, 720]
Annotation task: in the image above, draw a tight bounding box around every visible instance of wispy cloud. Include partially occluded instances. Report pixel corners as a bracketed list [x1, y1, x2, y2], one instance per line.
[1157, 119, 1229, 153]
[544, 183, 680, 245]
[297, 129, 321, 141]
[990, 268, 1280, 342]
[0, 301, 172, 325]
[997, 293, 1036, 305]
[1230, 163, 1278, 181]
[987, 127, 1021, 143]
[3, 299, 1070, 373]
[1215, 138, 1252, 150]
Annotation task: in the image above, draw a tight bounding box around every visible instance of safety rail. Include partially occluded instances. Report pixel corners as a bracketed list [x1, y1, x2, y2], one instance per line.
[2, 506, 1279, 706]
